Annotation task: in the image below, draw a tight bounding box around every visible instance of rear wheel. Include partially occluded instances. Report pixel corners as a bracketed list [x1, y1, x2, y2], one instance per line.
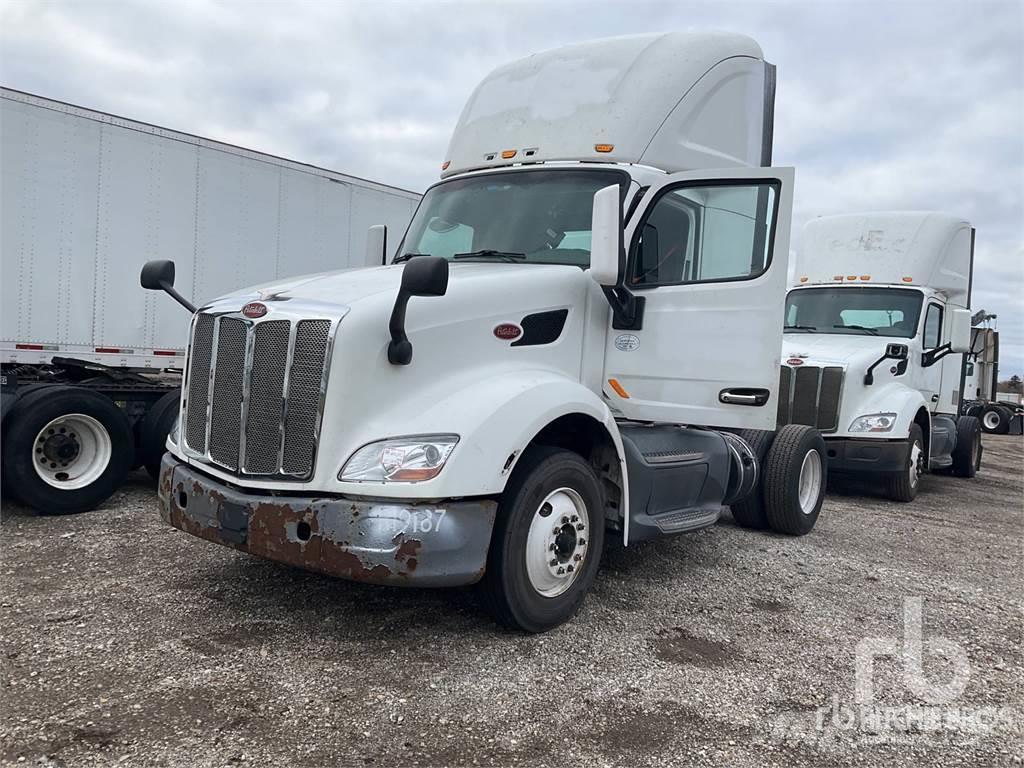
[1, 386, 134, 514]
[950, 416, 983, 478]
[762, 425, 827, 535]
[980, 405, 1010, 435]
[727, 429, 774, 529]
[885, 424, 924, 502]
[481, 446, 605, 633]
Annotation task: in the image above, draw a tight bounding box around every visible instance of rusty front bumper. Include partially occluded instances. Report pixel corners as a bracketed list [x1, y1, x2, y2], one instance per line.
[157, 455, 497, 587]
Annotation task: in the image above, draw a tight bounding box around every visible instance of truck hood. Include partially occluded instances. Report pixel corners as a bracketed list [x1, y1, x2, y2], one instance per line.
[782, 332, 905, 370]
[203, 262, 579, 310]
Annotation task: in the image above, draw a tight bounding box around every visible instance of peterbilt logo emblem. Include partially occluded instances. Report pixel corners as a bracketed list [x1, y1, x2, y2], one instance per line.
[787, 358, 805, 366]
[493, 323, 522, 341]
[242, 302, 268, 318]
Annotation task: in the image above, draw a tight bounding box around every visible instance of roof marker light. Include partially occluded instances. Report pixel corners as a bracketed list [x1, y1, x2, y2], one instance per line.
[501, 149, 516, 159]
[594, 144, 614, 153]
[833, 275, 844, 281]
[860, 275, 871, 280]
[846, 275, 857, 281]
[441, 161, 450, 170]
[902, 276, 914, 283]
[799, 276, 809, 283]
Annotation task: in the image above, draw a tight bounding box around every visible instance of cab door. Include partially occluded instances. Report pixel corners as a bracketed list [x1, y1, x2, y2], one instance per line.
[602, 167, 794, 429]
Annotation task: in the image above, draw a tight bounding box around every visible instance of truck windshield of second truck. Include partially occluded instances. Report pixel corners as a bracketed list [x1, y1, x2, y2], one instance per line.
[398, 169, 626, 267]
[785, 287, 923, 338]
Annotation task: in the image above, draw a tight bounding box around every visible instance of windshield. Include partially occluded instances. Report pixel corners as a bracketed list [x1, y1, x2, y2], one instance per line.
[397, 169, 627, 267]
[785, 287, 923, 338]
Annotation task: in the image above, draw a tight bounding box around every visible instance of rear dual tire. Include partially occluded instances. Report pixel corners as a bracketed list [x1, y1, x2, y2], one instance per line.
[980, 405, 1011, 435]
[1, 386, 134, 514]
[729, 425, 826, 536]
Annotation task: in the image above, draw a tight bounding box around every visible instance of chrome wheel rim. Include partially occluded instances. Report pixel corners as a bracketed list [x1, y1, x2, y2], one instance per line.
[33, 414, 112, 490]
[525, 487, 589, 598]
[908, 439, 924, 488]
[797, 449, 823, 514]
[983, 411, 1000, 430]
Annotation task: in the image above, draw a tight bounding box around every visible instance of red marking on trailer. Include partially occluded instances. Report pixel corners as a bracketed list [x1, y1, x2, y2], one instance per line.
[153, 350, 179, 356]
[16, 343, 44, 350]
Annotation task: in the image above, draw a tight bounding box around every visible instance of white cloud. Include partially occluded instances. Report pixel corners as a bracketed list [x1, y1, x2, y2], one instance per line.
[1, 0, 1021, 372]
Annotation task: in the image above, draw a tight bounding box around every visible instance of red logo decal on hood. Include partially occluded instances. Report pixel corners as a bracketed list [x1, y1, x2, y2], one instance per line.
[494, 323, 523, 341]
[242, 302, 268, 319]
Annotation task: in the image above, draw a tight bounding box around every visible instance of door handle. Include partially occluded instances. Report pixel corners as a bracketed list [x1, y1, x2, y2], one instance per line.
[719, 388, 770, 406]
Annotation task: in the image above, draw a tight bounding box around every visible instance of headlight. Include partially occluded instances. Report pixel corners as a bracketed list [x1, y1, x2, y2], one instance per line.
[849, 413, 898, 433]
[339, 435, 459, 482]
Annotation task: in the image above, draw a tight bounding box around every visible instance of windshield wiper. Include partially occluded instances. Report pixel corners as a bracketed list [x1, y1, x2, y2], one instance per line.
[393, 252, 428, 264]
[452, 250, 526, 263]
[784, 324, 817, 332]
[833, 324, 879, 335]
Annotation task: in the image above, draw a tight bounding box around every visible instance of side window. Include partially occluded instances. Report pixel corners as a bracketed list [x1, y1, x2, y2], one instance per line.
[629, 182, 778, 287]
[923, 304, 943, 348]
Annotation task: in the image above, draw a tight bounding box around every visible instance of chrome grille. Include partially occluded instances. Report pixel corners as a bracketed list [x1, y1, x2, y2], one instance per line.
[185, 314, 215, 453]
[244, 321, 290, 473]
[282, 320, 331, 474]
[777, 364, 845, 433]
[184, 311, 333, 479]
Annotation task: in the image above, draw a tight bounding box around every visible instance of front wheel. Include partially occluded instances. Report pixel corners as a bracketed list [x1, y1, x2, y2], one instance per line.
[481, 446, 605, 633]
[885, 424, 924, 502]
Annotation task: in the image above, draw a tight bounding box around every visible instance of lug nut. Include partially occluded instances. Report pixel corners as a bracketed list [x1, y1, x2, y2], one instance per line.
[574, 554, 582, 562]
[578, 538, 586, 546]
[557, 567, 565, 575]
[550, 558, 558, 567]
[576, 523, 585, 531]
[549, 543, 556, 551]
[561, 516, 569, 524]
[566, 565, 574, 573]
[553, 527, 561, 535]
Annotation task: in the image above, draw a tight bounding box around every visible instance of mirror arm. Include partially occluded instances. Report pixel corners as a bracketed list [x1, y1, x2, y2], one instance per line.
[865, 344, 909, 385]
[602, 285, 645, 331]
[921, 343, 953, 368]
[160, 281, 197, 314]
[387, 289, 414, 365]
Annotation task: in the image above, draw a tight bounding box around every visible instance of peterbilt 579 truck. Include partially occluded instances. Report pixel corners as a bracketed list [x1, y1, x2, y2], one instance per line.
[145, 32, 828, 632]
[780, 212, 983, 503]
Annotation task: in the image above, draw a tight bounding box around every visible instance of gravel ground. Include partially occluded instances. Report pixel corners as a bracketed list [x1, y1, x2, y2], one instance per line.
[1, 435, 1021, 767]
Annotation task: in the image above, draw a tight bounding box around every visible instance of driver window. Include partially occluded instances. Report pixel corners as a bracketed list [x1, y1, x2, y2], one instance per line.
[923, 304, 943, 349]
[629, 182, 778, 287]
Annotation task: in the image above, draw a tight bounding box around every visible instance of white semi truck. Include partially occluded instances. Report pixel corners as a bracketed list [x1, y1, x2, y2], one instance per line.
[780, 212, 983, 503]
[0, 87, 419, 514]
[146, 32, 829, 632]
[961, 314, 1022, 434]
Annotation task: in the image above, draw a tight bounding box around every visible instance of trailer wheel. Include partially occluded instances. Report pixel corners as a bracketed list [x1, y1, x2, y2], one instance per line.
[980, 405, 1010, 435]
[885, 424, 924, 503]
[761, 425, 826, 535]
[1, 385, 134, 514]
[727, 429, 775, 529]
[481, 445, 605, 633]
[139, 389, 181, 480]
[950, 416, 982, 478]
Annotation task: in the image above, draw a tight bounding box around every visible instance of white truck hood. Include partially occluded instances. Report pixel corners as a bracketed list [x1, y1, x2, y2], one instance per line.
[782, 332, 898, 370]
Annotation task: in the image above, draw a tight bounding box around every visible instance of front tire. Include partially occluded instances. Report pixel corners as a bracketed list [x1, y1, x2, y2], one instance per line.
[762, 425, 827, 536]
[885, 424, 924, 502]
[727, 429, 775, 529]
[1, 385, 134, 514]
[481, 446, 605, 633]
[950, 415, 983, 478]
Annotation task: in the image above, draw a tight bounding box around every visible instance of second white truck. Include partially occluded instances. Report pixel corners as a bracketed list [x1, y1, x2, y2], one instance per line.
[781, 212, 983, 502]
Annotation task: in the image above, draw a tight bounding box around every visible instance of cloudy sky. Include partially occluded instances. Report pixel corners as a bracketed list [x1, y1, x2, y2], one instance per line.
[2, 0, 1022, 374]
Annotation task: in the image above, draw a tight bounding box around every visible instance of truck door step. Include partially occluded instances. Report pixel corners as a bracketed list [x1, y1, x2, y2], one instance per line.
[649, 506, 722, 534]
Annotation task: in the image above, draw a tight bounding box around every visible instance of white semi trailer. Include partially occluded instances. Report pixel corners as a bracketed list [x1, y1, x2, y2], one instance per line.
[780, 212, 983, 503]
[146, 32, 829, 632]
[0, 88, 420, 514]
